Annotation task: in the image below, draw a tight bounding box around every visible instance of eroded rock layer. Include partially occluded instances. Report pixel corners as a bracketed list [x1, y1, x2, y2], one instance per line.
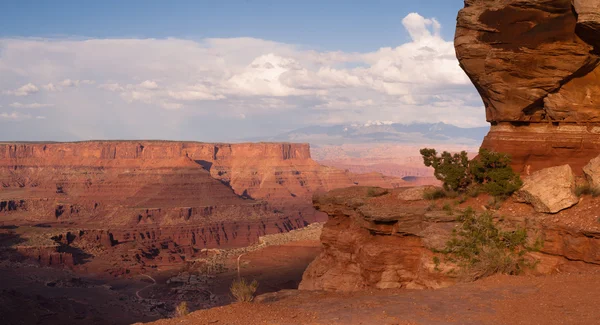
[456, 0, 600, 174]
[299, 187, 456, 291]
[300, 186, 600, 292]
[0, 141, 402, 273]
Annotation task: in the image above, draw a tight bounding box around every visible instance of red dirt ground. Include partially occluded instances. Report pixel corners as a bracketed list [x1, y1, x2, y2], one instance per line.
[144, 270, 600, 325]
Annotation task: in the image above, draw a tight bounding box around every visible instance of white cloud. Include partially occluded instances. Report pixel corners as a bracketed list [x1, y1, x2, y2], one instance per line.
[0, 111, 32, 120]
[43, 79, 95, 91]
[9, 102, 54, 108]
[139, 80, 159, 90]
[0, 13, 484, 140]
[4, 83, 39, 96]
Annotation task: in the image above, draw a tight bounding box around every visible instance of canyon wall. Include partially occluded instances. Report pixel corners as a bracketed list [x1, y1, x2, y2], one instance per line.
[456, 0, 600, 174]
[0, 141, 402, 272]
[0, 141, 401, 223]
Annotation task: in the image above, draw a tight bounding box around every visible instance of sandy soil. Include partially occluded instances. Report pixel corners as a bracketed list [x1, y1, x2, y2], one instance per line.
[145, 270, 600, 325]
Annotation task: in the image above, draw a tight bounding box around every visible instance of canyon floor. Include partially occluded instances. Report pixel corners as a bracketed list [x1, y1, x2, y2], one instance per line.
[0, 227, 322, 325]
[144, 270, 600, 325]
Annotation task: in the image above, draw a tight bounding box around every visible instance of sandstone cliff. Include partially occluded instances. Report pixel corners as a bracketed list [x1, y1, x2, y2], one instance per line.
[456, 0, 600, 174]
[0, 141, 402, 272]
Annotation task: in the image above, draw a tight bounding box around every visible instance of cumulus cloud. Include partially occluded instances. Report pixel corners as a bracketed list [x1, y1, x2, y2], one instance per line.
[4, 83, 39, 96]
[0, 13, 483, 140]
[43, 79, 95, 91]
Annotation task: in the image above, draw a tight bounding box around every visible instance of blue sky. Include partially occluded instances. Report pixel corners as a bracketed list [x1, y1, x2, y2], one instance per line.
[2, 0, 462, 51]
[0, 1, 483, 142]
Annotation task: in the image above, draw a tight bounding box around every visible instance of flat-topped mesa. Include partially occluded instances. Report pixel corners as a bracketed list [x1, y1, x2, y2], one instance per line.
[0, 141, 401, 227]
[455, 0, 600, 174]
[0, 141, 311, 166]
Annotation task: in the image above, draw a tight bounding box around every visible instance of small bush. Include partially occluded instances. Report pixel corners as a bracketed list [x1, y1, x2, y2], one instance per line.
[470, 149, 522, 197]
[442, 203, 453, 215]
[486, 196, 505, 210]
[367, 187, 389, 198]
[175, 301, 189, 317]
[423, 188, 447, 200]
[230, 278, 259, 303]
[440, 208, 536, 281]
[575, 184, 600, 197]
[467, 185, 482, 198]
[425, 203, 438, 211]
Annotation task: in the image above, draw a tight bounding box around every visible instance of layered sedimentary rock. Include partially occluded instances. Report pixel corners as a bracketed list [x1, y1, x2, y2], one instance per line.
[300, 185, 600, 292]
[300, 187, 456, 291]
[0, 141, 401, 272]
[456, 0, 600, 174]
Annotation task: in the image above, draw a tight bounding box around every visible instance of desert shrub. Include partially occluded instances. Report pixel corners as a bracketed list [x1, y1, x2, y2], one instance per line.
[469, 148, 522, 197]
[440, 208, 535, 281]
[425, 203, 438, 211]
[230, 278, 259, 303]
[420, 148, 521, 197]
[486, 196, 505, 210]
[423, 187, 447, 200]
[467, 185, 482, 198]
[420, 148, 471, 192]
[575, 184, 600, 197]
[175, 301, 189, 317]
[456, 195, 468, 205]
[442, 203, 453, 215]
[367, 187, 389, 197]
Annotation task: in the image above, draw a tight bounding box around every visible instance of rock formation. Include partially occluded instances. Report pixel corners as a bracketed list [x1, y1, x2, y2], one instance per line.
[300, 184, 600, 292]
[583, 155, 600, 188]
[300, 187, 456, 291]
[456, 0, 600, 174]
[0, 141, 402, 272]
[516, 164, 579, 213]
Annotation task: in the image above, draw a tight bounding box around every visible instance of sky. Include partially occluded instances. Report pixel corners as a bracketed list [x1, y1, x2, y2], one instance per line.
[0, 0, 485, 142]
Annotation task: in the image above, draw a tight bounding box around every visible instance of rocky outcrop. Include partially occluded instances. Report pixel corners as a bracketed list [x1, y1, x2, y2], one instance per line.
[516, 165, 579, 213]
[397, 186, 437, 201]
[583, 155, 600, 188]
[299, 187, 456, 291]
[456, 0, 600, 174]
[300, 184, 600, 292]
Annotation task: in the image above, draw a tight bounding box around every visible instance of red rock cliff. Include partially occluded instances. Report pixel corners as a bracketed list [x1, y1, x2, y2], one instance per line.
[455, 0, 600, 174]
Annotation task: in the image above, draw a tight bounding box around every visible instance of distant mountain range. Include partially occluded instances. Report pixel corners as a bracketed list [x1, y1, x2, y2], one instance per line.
[249, 122, 489, 146]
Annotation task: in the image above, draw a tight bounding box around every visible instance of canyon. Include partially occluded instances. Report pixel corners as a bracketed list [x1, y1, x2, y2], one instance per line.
[0, 141, 404, 275]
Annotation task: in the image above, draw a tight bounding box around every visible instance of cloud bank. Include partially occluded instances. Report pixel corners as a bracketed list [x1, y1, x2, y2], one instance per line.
[0, 13, 484, 141]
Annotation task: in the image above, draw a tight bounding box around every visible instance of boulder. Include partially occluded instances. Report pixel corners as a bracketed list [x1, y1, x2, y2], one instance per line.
[515, 165, 578, 213]
[583, 155, 600, 189]
[397, 186, 438, 201]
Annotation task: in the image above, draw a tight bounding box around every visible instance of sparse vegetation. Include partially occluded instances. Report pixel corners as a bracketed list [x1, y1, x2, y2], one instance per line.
[367, 187, 389, 197]
[425, 202, 438, 211]
[420, 148, 522, 200]
[175, 301, 189, 317]
[486, 196, 505, 210]
[442, 203, 453, 215]
[230, 278, 259, 303]
[420, 148, 471, 192]
[469, 149, 522, 197]
[423, 187, 448, 200]
[439, 208, 537, 281]
[575, 184, 600, 197]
